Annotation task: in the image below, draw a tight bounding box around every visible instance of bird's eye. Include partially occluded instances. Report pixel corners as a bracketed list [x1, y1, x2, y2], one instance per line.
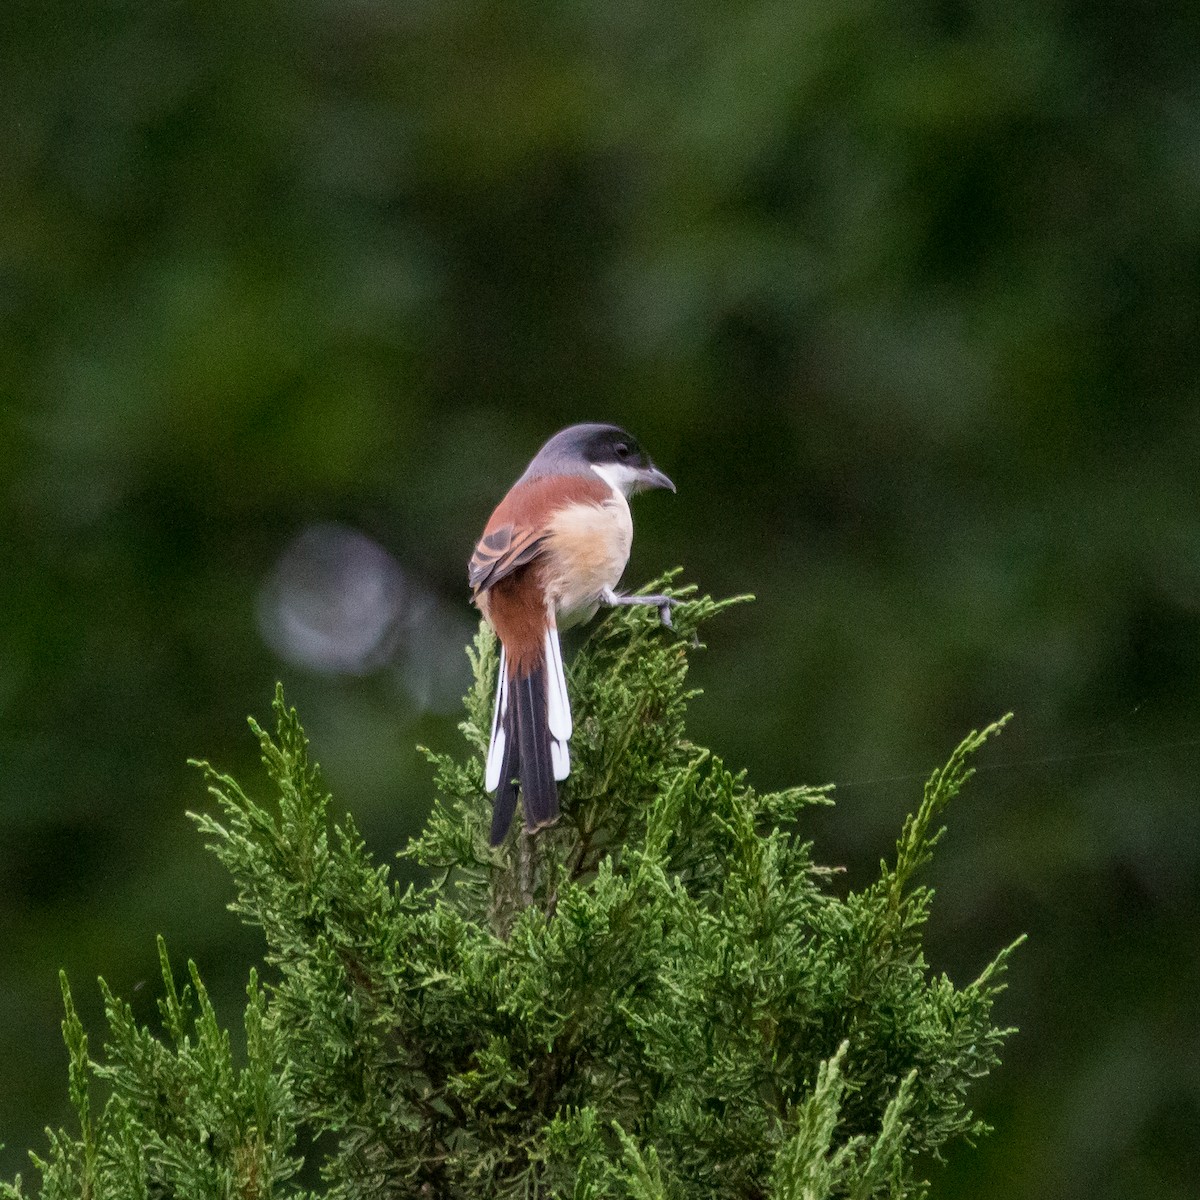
[614, 442, 631, 459]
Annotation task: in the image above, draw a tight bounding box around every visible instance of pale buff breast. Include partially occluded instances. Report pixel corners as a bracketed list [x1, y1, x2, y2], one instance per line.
[541, 493, 633, 627]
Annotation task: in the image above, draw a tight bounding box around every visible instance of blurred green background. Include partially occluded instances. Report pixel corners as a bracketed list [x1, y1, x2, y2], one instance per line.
[3, 0, 1199, 1195]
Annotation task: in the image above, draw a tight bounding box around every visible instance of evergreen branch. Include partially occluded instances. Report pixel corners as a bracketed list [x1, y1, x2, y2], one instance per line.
[889, 714, 1012, 902]
[5, 576, 1021, 1200]
[59, 974, 97, 1199]
[770, 1041, 854, 1199]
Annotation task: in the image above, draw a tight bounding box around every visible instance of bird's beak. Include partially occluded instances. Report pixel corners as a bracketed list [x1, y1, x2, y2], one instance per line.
[638, 464, 676, 494]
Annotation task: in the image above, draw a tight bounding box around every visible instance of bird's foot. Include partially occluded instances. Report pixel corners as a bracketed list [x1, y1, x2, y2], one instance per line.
[600, 587, 679, 629]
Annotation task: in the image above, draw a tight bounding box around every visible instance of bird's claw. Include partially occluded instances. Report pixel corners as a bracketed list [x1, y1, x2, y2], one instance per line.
[601, 588, 679, 630]
[638, 593, 678, 628]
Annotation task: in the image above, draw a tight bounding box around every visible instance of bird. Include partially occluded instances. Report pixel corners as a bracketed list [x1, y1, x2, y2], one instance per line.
[469, 423, 677, 845]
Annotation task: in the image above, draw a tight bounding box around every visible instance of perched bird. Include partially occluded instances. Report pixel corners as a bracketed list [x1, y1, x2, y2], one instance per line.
[469, 423, 676, 845]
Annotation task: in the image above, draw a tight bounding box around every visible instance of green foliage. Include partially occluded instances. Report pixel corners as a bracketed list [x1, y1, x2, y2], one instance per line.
[5, 581, 1020, 1198]
[0, 944, 304, 1200]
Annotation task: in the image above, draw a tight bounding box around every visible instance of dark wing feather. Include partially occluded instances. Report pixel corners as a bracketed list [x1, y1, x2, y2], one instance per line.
[469, 524, 546, 592]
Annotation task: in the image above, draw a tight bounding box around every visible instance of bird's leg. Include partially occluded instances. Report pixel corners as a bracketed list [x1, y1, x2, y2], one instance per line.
[600, 585, 678, 629]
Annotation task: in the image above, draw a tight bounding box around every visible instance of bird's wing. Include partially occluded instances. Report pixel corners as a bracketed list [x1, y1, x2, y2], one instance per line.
[468, 523, 547, 593]
[469, 474, 611, 595]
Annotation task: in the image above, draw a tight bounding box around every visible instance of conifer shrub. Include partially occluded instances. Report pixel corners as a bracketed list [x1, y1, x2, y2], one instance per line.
[2, 578, 1021, 1199]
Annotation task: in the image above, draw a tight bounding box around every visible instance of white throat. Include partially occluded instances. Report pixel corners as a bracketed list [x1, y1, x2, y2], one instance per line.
[591, 461, 641, 498]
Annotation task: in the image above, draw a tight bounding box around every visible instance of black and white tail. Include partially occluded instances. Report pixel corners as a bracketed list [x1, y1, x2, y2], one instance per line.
[485, 628, 572, 845]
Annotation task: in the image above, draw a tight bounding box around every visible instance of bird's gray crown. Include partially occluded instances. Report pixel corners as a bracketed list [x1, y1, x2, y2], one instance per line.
[519, 423, 648, 482]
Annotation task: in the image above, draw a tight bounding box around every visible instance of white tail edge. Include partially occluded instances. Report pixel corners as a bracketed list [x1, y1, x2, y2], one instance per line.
[551, 736, 570, 781]
[544, 625, 572, 740]
[484, 644, 508, 793]
[545, 624, 571, 781]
